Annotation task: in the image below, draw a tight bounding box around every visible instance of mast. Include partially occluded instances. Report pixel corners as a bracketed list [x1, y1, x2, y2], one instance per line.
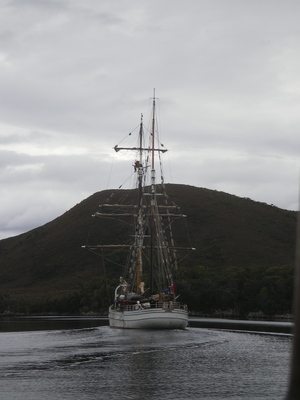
[150, 90, 156, 295]
[138, 113, 143, 201]
[151, 89, 156, 171]
[136, 114, 144, 295]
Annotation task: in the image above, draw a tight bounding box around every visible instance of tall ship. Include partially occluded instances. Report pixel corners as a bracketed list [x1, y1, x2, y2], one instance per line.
[85, 93, 194, 329]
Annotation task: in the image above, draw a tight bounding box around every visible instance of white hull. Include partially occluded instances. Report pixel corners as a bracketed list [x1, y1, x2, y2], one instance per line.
[109, 305, 188, 329]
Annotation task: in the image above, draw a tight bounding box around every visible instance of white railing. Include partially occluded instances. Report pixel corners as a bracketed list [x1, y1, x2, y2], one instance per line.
[123, 302, 187, 312]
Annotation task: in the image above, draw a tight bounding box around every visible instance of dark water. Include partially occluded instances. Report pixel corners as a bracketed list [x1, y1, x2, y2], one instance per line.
[0, 318, 292, 399]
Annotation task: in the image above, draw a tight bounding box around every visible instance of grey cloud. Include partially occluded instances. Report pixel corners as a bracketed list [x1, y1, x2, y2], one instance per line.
[7, 0, 69, 11]
[0, 0, 300, 238]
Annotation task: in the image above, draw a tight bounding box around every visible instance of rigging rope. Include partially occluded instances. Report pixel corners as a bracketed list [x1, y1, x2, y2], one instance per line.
[114, 124, 140, 147]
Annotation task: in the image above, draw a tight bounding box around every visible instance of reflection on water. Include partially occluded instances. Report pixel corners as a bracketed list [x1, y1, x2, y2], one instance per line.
[0, 318, 292, 400]
[0, 316, 107, 332]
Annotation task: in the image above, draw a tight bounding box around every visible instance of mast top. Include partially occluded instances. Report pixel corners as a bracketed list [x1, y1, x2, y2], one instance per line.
[151, 90, 156, 170]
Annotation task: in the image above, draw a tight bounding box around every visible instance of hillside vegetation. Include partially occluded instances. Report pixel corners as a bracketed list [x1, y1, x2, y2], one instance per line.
[0, 184, 296, 316]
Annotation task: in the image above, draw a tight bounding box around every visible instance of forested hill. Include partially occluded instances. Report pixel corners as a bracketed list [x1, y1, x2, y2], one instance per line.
[0, 184, 297, 314]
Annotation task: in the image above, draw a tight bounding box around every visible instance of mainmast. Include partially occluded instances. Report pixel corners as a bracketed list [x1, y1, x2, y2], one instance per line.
[138, 113, 144, 201]
[150, 90, 156, 295]
[136, 114, 144, 295]
[151, 89, 156, 171]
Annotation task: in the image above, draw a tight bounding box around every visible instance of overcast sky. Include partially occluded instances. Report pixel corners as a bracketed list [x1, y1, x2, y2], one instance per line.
[1, 0, 300, 239]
